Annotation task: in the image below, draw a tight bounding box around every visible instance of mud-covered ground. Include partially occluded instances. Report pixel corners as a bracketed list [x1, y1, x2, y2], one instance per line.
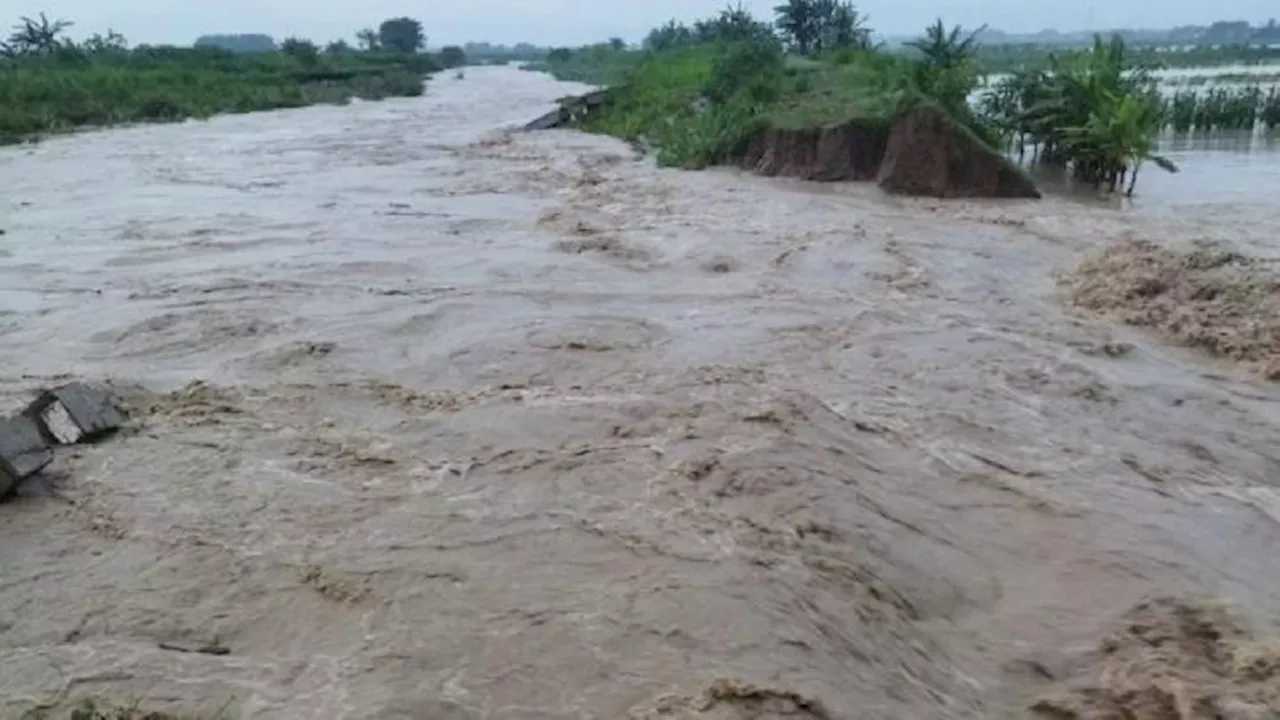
[2, 67, 1279, 719]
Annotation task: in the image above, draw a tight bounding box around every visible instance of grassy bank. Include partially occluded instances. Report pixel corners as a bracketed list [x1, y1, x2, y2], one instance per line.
[531, 6, 1176, 195]
[0, 18, 439, 145]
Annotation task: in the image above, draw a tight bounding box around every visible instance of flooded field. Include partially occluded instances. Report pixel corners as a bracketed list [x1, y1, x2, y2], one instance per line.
[2, 66, 1280, 719]
[1028, 129, 1280, 207]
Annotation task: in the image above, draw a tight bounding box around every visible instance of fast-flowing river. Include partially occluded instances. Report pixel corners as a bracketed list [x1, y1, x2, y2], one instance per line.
[2, 66, 1279, 719]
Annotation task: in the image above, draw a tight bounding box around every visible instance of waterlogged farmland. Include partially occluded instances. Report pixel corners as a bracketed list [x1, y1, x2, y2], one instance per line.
[971, 60, 1280, 203]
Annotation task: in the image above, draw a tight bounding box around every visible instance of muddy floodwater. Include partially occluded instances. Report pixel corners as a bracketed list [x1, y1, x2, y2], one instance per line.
[3, 66, 1280, 718]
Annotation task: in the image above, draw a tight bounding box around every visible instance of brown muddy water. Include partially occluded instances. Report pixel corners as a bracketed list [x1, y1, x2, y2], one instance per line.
[2, 66, 1280, 719]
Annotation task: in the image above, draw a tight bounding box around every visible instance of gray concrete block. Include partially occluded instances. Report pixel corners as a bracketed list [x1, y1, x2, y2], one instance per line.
[29, 382, 125, 445]
[0, 414, 53, 499]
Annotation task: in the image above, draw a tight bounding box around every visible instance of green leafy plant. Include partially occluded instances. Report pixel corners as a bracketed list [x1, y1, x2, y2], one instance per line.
[1017, 35, 1177, 194]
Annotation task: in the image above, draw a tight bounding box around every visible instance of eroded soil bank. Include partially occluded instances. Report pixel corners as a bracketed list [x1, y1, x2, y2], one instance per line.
[2, 66, 1280, 719]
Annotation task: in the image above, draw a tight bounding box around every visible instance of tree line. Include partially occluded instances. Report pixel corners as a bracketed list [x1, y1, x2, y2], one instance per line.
[3, 13, 468, 69]
[643, 0, 872, 55]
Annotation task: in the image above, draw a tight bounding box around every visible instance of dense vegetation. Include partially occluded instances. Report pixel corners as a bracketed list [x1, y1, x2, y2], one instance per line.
[0, 13, 445, 145]
[194, 33, 276, 53]
[534, 2, 1183, 195]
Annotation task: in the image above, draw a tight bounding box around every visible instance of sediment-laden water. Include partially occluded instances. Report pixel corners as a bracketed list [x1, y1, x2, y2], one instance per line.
[2, 66, 1279, 719]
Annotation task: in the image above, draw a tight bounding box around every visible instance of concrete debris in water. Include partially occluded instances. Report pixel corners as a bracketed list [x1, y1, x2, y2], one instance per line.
[522, 88, 614, 131]
[0, 415, 54, 499]
[0, 382, 125, 501]
[29, 381, 126, 444]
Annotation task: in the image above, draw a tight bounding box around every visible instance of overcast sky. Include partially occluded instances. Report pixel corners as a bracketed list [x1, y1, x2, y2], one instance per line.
[8, 0, 1277, 47]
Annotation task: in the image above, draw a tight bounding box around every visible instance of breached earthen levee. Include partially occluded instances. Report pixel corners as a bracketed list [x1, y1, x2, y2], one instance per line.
[523, 94, 1040, 199]
[876, 105, 1041, 199]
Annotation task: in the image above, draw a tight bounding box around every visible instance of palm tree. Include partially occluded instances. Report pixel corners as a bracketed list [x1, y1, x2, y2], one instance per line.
[904, 19, 986, 112]
[7, 13, 73, 55]
[906, 19, 985, 71]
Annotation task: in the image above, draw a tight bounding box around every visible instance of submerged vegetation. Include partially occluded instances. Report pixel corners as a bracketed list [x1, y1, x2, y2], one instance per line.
[976, 42, 1280, 75]
[979, 36, 1177, 194]
[534, 1, 1183, 195]
[1162, 86, 1280, 131]
[0, 12, 443, 145]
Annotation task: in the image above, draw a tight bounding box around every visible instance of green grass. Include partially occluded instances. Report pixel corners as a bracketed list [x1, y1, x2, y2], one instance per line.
[767, 54, 908, 128]
[532, 42, 916, 168]
[0, 48, 434, 145]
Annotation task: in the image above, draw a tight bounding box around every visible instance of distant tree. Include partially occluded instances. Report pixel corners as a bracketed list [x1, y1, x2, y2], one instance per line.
[82, 29, 128, 54]
[645, 21, 693, 50]
[824, 2, 871, 50]
[547, 47, 572, 62]
[281, 37, 319, 64]
[378, 17, 424, 54]
[194, 33, 276, 52]
[355, 27, 379, 51]
[325, 39, 351, 54]
[693, 3, 777, 46]
[439, 44, 466, 67]
[608, 36, 626, 51]
[774, 0, 868, 55]
[774, 0, 821, 54]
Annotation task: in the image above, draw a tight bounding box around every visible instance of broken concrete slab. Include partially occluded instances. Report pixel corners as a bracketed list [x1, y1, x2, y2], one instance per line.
[27, 382, 125, 445]
[523, 88, 617, 131]
[524, 107, 569, 131]
[0, 414, 53, 499]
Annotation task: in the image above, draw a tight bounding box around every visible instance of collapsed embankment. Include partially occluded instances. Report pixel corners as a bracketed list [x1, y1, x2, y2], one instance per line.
[532, 95, 1041, 199]
[736, 119, 889, 182]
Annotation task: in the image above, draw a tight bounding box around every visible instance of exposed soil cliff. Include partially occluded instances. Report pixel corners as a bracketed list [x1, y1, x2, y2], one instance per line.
[736, 120, 890, 181]
[876, 104, 1041, 199]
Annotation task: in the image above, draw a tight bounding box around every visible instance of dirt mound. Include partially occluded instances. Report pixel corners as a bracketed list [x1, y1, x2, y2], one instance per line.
[1027, 597, 1280, 720]
[1064, 239, 1280, 379]
[737, 120, 889, 181]
[876, 105, 1041, 199]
